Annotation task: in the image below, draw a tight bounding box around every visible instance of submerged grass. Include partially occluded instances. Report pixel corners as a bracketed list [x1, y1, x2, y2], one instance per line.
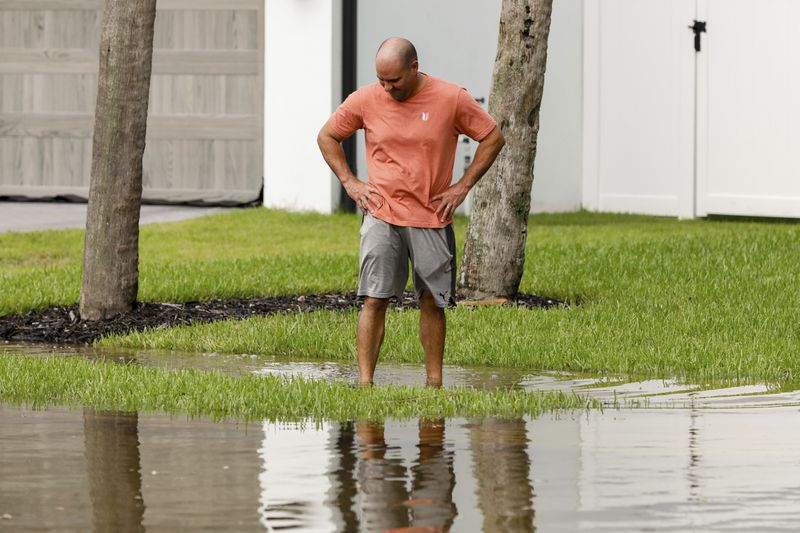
[100, 301, 800, 382]
[4, 208, 800, 383]
[0, 354, 598, 421]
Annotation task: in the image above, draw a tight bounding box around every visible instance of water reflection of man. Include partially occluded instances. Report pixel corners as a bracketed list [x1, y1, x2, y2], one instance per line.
[83, 409, 146, 533]
[355, 419, 456, 531]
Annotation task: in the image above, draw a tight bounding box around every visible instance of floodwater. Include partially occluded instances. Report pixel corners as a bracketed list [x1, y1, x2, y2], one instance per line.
[2, 343, 800, 531]
[4, 406, 800, 531]
[4, 341, 800, 407]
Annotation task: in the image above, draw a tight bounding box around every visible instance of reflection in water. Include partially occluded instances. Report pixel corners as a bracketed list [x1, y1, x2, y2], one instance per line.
[356, 421, 413, 530]
[258, 421, 336, 530]
[257, 418, 537, 531]
[688, 408, 702, 502]
[355, 419, 457, 532]
[83, 409, 146, 533]
[410, 419, 457, 527]
[331, 422, 359, 531]
[7, 403, 800, 531]
[470, 419, 535, 532]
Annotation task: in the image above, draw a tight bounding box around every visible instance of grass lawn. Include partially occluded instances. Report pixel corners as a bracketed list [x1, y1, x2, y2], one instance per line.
[0, 354, 597, 421]
[3, 208, 800, 383]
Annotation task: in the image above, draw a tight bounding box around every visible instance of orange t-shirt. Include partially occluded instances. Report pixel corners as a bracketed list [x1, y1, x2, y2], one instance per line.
[327, 74, 497, 228]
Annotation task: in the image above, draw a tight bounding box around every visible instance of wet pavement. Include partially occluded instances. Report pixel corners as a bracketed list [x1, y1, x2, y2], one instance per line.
[0, 201, 233, 234]
[2, 343, 800, 531]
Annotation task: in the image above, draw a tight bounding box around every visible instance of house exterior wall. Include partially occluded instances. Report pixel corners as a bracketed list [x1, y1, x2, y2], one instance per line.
[351, 1, 800, 220]
[263, 0, 342, 212]
[532, 0, 584, 213]
[8, 1, 795, 217]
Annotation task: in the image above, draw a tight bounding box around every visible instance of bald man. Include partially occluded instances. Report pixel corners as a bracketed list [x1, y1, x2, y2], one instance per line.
[318, 38, 505, 386]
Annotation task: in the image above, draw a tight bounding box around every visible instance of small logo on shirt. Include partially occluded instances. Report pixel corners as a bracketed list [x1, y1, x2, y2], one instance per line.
[421, 112, 430, 121]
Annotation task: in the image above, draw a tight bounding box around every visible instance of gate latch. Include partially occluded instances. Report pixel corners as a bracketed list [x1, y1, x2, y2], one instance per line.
[689, 20, 707, 52]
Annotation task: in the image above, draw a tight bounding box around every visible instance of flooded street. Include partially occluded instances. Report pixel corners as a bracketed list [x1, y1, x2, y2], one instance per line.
[2, 343, 800, 531]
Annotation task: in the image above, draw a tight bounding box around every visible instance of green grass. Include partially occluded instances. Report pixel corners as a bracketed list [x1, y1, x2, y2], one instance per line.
[4, 207, 800, 383]
[0, 209, 363, 315]
[0, 354, 598, 421]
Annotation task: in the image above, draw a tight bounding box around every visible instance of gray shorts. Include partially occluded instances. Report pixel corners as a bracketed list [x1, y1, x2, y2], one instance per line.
[358, 214, 456, 308]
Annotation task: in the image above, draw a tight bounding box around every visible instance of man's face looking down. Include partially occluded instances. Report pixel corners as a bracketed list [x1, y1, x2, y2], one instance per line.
[376, 57, 419, 102]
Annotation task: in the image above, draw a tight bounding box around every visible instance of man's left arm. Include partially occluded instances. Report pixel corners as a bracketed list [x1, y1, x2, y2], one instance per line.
[431, 126, 505, 223]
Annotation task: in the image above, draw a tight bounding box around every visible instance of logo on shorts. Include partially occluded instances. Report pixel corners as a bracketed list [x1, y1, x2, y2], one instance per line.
[421, 112, 430, 121]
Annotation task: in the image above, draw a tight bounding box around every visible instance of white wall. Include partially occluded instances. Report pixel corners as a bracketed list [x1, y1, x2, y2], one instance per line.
[264, 0, 342, 213]
[583, 0, 696, 218]
[264, 1, 800, 219]
[531, 0, 584, 213]
[356, 0, 584, 214]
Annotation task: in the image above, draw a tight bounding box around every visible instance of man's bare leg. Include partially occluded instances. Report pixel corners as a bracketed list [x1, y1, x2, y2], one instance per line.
[419, 291, 445, 387]
[358, 296, 389, 385]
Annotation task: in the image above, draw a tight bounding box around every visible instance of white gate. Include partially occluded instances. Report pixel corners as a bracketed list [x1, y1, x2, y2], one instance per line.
[696, 0, 800, 218]
[585, 0, 800, 219]
[583, 0, 696, 218]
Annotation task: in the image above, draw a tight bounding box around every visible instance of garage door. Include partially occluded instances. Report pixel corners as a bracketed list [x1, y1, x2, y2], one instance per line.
[0, 0, 263, 205]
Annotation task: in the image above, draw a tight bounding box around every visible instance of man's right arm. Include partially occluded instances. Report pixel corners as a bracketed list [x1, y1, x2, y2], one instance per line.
[317, 123, 382, 214]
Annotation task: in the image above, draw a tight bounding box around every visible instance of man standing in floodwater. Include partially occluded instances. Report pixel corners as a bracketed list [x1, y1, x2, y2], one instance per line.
[317, 37, 505, 386]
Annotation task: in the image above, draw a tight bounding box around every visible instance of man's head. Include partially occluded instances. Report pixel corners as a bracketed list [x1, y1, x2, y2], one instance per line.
[375, 37, 420, 101]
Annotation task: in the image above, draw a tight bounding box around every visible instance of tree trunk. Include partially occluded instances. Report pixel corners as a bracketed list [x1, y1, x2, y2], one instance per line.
[79, 0, 157, 320]
[458, 0, 553, 300]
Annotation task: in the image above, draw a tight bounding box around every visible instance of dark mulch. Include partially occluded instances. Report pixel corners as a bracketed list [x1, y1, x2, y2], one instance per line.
[0, 292, 566, 345]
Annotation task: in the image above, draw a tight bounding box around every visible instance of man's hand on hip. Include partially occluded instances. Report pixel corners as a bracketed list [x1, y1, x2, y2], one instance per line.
[344, 177, 383, 215]
[431, 182, 469, 223]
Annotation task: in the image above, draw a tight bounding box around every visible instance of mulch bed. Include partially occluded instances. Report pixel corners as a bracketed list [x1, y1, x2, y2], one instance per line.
[0, 292, 566, 345]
